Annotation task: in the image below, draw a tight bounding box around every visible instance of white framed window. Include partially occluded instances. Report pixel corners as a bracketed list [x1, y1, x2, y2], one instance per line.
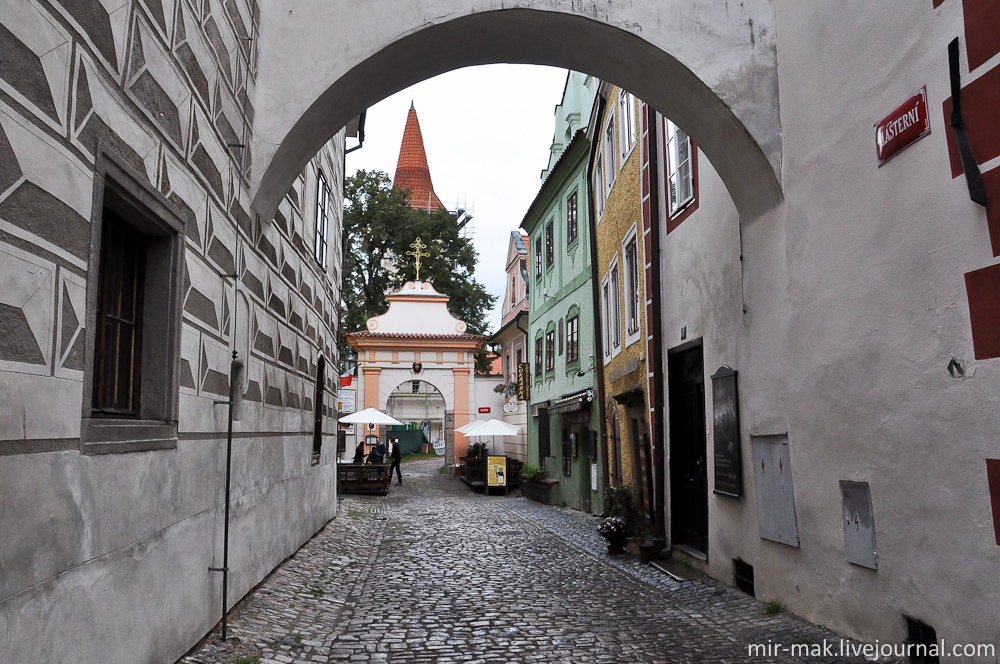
[314, 170, 330, 269]
[595, 155, 605, 219]
[619, 91, 636, 162]
[535, 236, 543, 279]
[622, 224, 641, 347]
[601, 275, 612, 364]
[609, 258, 621, 355]
[604, 115, 616, 195]
[665, 119, 694, 217]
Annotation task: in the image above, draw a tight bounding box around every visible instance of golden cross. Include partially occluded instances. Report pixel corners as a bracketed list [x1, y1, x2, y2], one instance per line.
[407, 237, 430, 281]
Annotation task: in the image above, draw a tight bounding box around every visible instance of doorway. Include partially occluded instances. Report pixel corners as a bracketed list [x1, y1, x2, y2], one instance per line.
[668, 343, 707, 555]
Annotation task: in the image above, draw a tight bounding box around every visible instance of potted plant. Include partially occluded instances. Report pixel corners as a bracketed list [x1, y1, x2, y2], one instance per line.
[520, 463, 557, 504]
[602, 485, 648, 554]
[598, 516, 628, 555]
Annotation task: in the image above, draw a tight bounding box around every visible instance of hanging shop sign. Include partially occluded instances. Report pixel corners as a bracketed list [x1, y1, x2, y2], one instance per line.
[711, 365, 743, 499]
[502, 402, 518, 414]
[874, 86, 930, 166]
[516, 362, 531, 401]
[488, 456, 507, 487]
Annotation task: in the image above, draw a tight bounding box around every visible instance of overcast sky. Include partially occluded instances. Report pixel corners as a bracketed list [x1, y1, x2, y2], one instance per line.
[345, 64, 569, 333]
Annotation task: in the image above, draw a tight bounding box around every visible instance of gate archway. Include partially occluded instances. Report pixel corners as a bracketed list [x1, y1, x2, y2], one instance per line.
[250, 3, 782, 222]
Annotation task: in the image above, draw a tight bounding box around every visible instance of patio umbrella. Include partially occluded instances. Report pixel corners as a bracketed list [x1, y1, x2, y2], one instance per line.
[339, 407, 404, 426]
[455, 419, 489, 434]
[460, 418, 521, 455]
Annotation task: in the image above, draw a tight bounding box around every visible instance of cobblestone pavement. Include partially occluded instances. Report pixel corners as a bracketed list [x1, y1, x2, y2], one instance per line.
[179, 459, 885, 664]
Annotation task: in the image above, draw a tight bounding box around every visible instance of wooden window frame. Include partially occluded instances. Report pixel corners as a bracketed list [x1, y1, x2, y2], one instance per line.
[566, 315, 580, 364]
[81, 147, 185, 454]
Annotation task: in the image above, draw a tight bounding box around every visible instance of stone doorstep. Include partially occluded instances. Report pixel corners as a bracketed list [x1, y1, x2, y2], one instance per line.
[649, 558, 703, 583]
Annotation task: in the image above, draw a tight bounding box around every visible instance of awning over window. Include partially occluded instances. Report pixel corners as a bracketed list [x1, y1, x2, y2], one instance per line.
[550, 389, 594, 414]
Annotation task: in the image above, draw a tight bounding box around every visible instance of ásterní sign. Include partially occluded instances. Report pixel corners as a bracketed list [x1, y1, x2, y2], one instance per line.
[875, 86, 930, 166]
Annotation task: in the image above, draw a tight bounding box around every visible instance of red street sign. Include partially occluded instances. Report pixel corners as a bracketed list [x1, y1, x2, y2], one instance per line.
[478, 407, 491, 413]
[874, 86, 930, 166]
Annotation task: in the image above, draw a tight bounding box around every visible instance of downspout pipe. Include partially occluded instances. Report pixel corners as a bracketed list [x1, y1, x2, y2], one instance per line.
[586, 95, 610, 498]
[645, 107, 667, 549]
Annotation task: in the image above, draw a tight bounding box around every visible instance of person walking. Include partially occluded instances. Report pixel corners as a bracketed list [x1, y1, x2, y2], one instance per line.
[388, 438, 403, 485]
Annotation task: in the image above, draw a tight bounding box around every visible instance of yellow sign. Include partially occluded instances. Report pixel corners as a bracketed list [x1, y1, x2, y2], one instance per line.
[487, 456, 507, 487]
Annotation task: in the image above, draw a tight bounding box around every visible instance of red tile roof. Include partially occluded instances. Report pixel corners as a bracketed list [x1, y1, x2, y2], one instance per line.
[346, 331, 486, 341]
[393, 103, 445, 212]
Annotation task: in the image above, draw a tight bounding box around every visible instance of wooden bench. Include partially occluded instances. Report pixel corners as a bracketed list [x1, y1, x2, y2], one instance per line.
[337, 463, 391, 495]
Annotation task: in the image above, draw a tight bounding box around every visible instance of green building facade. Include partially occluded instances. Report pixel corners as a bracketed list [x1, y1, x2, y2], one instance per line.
[521, 72, 602, 514]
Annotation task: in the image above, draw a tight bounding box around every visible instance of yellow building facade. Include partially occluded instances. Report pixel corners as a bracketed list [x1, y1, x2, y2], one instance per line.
[590, 84, 654, 524]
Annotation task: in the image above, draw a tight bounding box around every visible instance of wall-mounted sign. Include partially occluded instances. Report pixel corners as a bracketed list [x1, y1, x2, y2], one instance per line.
[488, 456, 507, 487]
[516, 362, 531, 401]
[502, 402, 519, 414]
[339, 388, 356, 415]
[875, 86, 930, 166]
[478, 406, 491, 414]
[711, 366, 742, 499]
[608, 357, 640, 382]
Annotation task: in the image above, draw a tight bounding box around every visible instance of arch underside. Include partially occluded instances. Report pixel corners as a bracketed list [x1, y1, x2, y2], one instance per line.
[251, 6, 782, 222]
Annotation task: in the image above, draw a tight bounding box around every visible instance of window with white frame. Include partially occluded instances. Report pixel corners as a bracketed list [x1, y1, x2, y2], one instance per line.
[566, 191, 578, 245]
[315, 170, 330, 269]
[604, 115, 616, 194]
[535, 236, 543, 279]
[545, 221, 554, 269]
[619, 91, 636, 161]
[609, 259, 621, 354]
[595, 155, 605, 218]
[665, 119, 694, 217]
[566, 314, 579, 364]
[623, 225, 641, 346]
[601, 276, 612, 363]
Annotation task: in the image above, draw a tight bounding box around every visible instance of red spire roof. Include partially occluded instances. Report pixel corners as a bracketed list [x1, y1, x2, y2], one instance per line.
[393, 103, 445, 212]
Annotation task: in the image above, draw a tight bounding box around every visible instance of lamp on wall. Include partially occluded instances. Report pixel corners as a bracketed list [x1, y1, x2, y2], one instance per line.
[577, 355, 595, 378]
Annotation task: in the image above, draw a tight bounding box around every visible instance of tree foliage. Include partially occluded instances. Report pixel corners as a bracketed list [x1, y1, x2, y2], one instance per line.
[341, 170, 498, 373]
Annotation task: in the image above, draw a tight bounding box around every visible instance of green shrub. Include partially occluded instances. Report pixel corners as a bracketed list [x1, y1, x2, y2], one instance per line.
[521, 463, 542, 481]
[603, 485, 647, 538]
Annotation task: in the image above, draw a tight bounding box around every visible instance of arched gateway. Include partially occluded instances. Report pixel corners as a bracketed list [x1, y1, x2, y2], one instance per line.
[250, 2, 782, 222]
[346, 280, 495, 465]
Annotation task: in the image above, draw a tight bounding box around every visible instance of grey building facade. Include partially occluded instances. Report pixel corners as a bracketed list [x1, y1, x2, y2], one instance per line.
[0, 2, 347, 662]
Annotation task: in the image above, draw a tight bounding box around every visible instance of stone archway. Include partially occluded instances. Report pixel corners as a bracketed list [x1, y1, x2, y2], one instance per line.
[385, 378, 448, 455]
[250, 2, 782, 222]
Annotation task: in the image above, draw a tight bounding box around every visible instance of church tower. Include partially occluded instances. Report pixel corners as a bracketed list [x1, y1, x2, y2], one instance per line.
[393, 102, 445, 212]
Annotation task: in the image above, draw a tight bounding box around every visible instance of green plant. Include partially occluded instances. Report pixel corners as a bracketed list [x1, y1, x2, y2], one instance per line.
[521, 463, 542, 481]
[493, 381, 518, 399]
[231, 657, 261, 664]
[468, 442, 488, 458]
[347, 509, 360, 520]
[558, 500, 568, 508]
[676, 558, 691, 569]
[597, 516, 628, 545]
[603, 485, 647, 538]
[763, 599, 784, 615]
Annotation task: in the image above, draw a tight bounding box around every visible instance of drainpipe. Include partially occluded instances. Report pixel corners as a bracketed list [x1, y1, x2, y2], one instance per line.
[645, 107, 667, 549]
[586, 95, 610, 500]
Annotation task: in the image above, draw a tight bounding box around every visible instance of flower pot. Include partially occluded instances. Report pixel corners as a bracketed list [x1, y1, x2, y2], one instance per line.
[626, 537, 642, 555]
[606, 543, 627, 555]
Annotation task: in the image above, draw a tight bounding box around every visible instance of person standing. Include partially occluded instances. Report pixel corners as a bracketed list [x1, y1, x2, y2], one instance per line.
[388, 438, 402, 485]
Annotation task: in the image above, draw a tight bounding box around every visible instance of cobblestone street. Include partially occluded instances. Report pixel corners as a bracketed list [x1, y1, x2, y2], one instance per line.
[179, 460, 881, 664]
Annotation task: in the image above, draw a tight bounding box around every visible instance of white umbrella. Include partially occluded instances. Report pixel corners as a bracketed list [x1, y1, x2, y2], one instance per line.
[339, 407, 404, 426]
[455, 419, 489, 434]
[460, 419, 521, 436]
[460, 418, 521, 455]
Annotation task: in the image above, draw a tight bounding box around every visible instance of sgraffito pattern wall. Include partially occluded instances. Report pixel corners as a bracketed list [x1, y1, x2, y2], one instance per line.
[0, 1, 344, 662]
